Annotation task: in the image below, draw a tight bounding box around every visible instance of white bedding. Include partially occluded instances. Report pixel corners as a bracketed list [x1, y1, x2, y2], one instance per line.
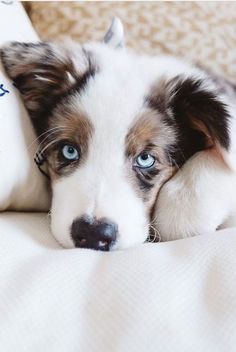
[0, 212, 236, 352]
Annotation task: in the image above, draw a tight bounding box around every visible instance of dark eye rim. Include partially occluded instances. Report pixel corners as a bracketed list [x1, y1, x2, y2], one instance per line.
[134, 152, 156, 169]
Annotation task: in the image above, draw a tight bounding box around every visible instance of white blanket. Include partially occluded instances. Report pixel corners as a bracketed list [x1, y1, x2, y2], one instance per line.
[0, 212, 236, 351]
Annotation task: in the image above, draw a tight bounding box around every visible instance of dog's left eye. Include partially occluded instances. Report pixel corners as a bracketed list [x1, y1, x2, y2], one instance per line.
[61, 144, 79, 161]
[136, 153, 155, 169]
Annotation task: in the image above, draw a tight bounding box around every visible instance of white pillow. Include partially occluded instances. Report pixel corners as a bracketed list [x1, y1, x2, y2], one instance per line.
[0, 1, 50, 210]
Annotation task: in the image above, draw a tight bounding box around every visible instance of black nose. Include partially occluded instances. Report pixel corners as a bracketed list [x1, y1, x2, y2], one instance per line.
[71, 216, 118, 251]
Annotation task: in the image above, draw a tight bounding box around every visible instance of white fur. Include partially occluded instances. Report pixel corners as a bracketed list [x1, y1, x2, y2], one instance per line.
[154, 151, 236, 241]
[48, 20, 236, 248]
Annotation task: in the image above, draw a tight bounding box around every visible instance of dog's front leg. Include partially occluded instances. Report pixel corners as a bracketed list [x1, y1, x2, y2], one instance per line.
[153, 151, 236, 241]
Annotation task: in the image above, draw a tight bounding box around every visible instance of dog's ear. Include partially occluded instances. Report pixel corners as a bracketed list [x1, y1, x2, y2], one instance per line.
[0, 41, 94, 135]
[148, 76, 230, 166]
[103, 17, 125, 49]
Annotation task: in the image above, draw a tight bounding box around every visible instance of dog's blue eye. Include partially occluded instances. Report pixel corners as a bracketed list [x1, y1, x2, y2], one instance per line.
[136, 153, 155, 169]
[62, 145, 79, 161]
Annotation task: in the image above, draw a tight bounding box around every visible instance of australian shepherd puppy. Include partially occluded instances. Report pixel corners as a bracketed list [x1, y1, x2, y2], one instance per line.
[1, 18, 236, 251]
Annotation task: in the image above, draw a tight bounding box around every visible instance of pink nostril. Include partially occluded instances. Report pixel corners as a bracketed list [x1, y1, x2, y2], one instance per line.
[98, 240, 109, 248]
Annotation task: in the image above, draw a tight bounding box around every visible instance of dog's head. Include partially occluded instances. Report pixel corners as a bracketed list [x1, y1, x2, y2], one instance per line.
[1, 19, 230, 250]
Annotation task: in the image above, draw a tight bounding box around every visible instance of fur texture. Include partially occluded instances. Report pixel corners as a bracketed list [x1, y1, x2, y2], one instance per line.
[1, 20, 236, 249]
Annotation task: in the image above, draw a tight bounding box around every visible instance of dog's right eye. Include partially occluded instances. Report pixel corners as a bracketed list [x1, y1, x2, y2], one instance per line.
[61, 144, 79, 161]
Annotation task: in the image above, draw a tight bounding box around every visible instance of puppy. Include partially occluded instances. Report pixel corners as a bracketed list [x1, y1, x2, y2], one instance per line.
[1, 18, 236, 250]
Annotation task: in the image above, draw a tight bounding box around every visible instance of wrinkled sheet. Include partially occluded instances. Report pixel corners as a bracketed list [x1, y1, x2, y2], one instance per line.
[0, 212, 236, 352]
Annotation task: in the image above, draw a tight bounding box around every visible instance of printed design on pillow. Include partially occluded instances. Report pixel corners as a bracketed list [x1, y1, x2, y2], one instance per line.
[0, 83, 9, 97]
[0, 0, 13, 5]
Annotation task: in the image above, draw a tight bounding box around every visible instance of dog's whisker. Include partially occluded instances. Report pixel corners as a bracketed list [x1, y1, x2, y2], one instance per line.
[34, 125, 82, 155]
[27, 126, 65, 151]
[33, 126, 76, 156]
[40, 138, 60, 154]
[47, 210, 52, 219]
[36, 127, 66, 146]
[34, 127, 69, 150]
[147, 223, 161, 243]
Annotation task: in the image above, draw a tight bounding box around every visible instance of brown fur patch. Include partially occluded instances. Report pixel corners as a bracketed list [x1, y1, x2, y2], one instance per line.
[147, 75, 231, 165]
[125, 109, 177, 210]
[126, 109, 175, 159]
[1, 42, 96, 136]
[39, 104, 93, 180]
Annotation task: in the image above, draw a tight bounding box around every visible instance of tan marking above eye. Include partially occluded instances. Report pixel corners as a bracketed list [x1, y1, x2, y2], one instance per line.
[125, 108, 178, 210]
[125, 109, 175, 165]
[41, 106, 94, 180]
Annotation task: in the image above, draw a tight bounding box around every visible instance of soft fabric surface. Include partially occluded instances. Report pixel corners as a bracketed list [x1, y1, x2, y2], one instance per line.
[0, 212, 236, 351]
[26, 1, 236, 81]
[1, 4, 236, 350]
[0, 1, 49, 211]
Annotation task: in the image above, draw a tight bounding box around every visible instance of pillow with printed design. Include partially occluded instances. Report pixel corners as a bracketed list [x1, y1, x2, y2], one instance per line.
[0, 0, 49, 211]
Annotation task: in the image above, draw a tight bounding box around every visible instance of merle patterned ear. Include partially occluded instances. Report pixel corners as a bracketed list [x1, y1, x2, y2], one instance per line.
[0, 41, 91, 135]
[148, 76, 230, 166]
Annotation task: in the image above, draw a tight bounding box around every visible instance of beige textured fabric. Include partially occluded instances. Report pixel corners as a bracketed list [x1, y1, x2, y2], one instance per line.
[25, 1, 236, 80]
